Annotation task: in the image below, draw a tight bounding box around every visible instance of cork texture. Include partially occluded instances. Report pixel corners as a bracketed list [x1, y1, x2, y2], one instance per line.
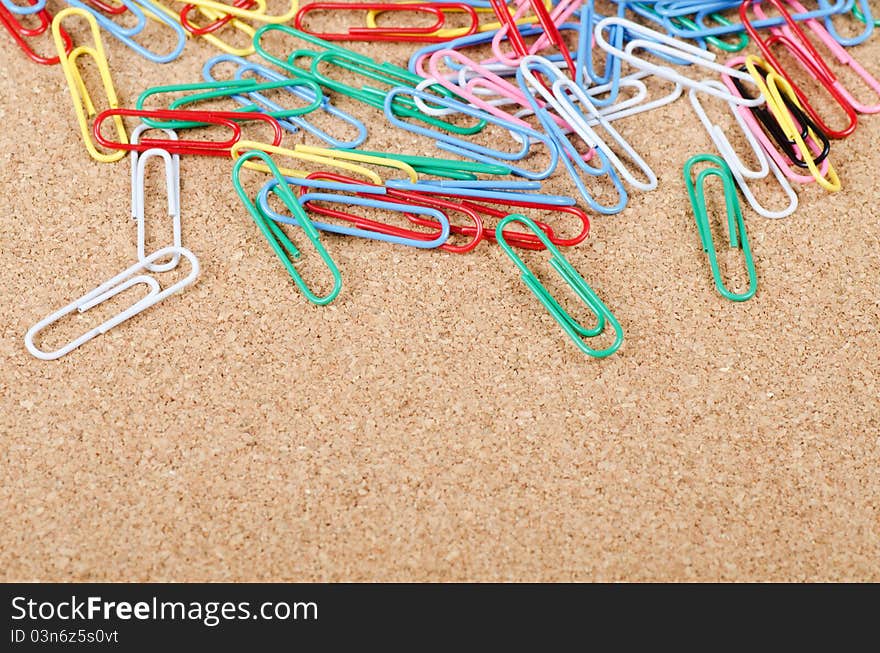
[1, 3, 879, 581]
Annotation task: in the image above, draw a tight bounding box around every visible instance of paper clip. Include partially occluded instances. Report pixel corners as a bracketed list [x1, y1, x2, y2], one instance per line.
[496, 214, 623, 358]
[294, 2, 478, 42]
[745, 56, 841, 191]
[489, 0, 578, 74]
[148, 0, 257, 56]
[689, 82, 798, 220]
[25, 247, 200, 361]
[232, 149, 342, 306]
[719, 57, 832, 186]
[384, 87, 559, 180]
[52, 8, 128, 163]
[593, 16, 764, 107]
[1, 0, 47, 15]
[517, 57, 627, 214]
[66, 0, 186, 63]
[1, 0, 72, 64]
[295, 173, 485, 254]
[130, 123, 179, 222]
[180, 0, 297, 23]
[179, 0, 261, 35]
[343, 149, 513, 180]
[136, 79, 324, 129]
[740, 0, 867, 137]
[204, 56, 367, 148]
[265, 190, 451, 249]
[133, 148, 182, 272]
[93, 108, 283, 156]
[822, 0, 873, 45]
[683, 154, 757, 302]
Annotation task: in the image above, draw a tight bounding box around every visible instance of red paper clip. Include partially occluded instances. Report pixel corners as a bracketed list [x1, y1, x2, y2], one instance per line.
[0, 0, 72, 65]
[92, 109, 283, 156]
[294, 2, 479, 42]
[179, 0, 255, 36]
[427, 193, 590, 250]
[489, 0, 576, 75]
[303, 172, 485, 254]
[740, 0, 857, 139]
[81, 0, 128, 15]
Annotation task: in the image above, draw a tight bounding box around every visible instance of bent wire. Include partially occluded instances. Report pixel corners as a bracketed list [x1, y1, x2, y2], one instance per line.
[134, 148, 182, 272]
[130, 123, 179, 222]
[261, 191, 451, 249]
[180, 0, 298, 23]
[853, 0, 880, 25]
[689, 82, 798, 220]
[593, 16, 764, 107]
[148, 0, 257, 56]
[496, 214, 623, 359]
[2, 0, 47, 15]
[66, 0, 186, 63]
[232, 149, 342, 306]
[51, 7, 127, 163]
[384, 86, 560, 180]
[517, 58, 627, 214]
[24, 247, 200, 361]
[384, 180, 576, 206]
[683, 154, 758, 302]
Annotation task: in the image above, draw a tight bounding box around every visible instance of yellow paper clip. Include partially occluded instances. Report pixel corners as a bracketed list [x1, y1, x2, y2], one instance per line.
[148, 0, 261, 56]
[745, 55, 841, 192]
[230, 141, 385, 183]
[294, 145, 419, 183]
[52, 8, 127, 163]
[175, 0, 298, 24]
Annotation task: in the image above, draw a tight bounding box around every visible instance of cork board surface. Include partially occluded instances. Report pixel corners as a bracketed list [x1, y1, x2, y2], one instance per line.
[1, 5, 879, 582]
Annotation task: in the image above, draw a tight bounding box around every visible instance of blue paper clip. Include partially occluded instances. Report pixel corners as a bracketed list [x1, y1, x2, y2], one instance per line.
[821, 0, 873, 46]
[202, 55, 368, 148]
[516, 59, 627, 215]
[384, 180, 576, 206]
[66, 0, 185, 63]
[259, 188, 451, 249]
[384, 87, 559, 181]
[1, 0, 47, 15]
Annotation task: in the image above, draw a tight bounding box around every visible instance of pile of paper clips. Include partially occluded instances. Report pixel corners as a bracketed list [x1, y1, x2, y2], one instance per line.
[8, 0, 879, 360]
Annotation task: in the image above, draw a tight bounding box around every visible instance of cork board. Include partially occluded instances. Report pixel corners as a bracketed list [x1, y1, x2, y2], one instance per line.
[1, 4, 879, 582]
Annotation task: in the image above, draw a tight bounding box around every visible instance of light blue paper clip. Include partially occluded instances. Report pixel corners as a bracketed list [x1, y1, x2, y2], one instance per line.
[2, 0, 47, 15]
[202, 55, 368, 148]
[384, 180, 576, 206]
[259, 188, 451, 249]
[516, 59, 627, 215]
[66, 0, 185, 63]
[821, 0, 873, 46]
[384, 87, 559, 181]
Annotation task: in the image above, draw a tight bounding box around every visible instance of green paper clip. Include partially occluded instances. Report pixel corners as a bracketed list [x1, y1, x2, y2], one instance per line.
[232, 149, 342, 306]
[343, 149, 512, 179]
[252, 25, 485, 136]
[684, 154, 757, 302]
[496, 214, 623, 359]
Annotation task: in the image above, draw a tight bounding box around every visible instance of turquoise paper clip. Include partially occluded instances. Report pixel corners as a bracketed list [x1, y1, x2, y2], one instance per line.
[684, 154, 757, 302]
[232, 150, 342, 306]
[496, 214, 624, 359]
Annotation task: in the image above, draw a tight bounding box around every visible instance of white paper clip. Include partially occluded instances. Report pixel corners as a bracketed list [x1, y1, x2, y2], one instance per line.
[593, 17, 764, 107]
[24, 247, 200, 361]
[134, 147, 182, 272]
[689, 81, 798, 220]
[130, 123, 179, 222]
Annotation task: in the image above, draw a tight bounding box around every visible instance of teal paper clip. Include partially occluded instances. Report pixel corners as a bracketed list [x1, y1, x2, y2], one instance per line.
[684, 154, 757, 302]
[496, 214, 623, 359]
[232, 149, 342, 306]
